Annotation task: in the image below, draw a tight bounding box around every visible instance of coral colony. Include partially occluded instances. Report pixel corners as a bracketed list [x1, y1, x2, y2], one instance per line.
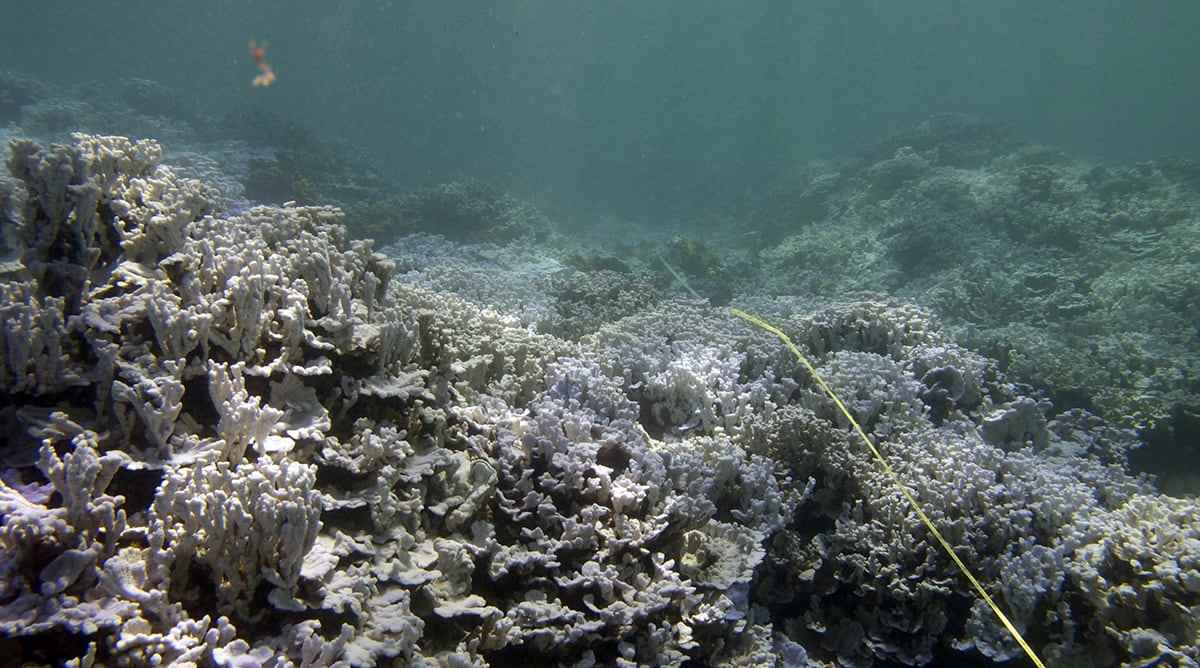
[0, 88, 1197, 666]
[2, 132, 1197, 668]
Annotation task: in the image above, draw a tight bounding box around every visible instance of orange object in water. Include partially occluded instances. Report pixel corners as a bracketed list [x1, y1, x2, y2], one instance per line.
[249, 38, 275, 87]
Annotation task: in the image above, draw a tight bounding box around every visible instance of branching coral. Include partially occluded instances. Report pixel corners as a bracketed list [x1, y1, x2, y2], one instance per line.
[0, 131, 1195, 668]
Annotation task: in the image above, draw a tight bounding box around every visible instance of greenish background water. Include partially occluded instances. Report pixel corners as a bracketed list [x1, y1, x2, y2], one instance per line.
[4, 1, 1198, 217]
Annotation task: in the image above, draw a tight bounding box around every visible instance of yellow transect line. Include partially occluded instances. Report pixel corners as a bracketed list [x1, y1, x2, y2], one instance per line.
[730, 307, 1045, 668]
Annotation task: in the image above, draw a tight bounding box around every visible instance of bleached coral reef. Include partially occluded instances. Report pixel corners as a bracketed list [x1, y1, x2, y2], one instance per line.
[0, 133, 1197, 667]
[753, 115, 1200, 458]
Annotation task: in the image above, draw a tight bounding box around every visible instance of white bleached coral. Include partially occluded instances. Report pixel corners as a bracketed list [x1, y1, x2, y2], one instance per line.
[152, 459, 321, 618]
[0, 283, 77, 394]
[0, 417, 130, 636]
[2, 129, 1196, 668]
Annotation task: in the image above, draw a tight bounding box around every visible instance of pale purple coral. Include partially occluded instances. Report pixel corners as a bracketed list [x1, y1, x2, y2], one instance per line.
[0, 128, 1195, 667]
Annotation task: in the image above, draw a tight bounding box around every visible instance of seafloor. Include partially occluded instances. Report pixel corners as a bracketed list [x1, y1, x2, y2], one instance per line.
[0, 71, 1198, 667]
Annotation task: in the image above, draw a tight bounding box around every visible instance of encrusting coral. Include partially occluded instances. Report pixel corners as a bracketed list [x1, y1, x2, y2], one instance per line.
[0, 133, 1197, 667]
